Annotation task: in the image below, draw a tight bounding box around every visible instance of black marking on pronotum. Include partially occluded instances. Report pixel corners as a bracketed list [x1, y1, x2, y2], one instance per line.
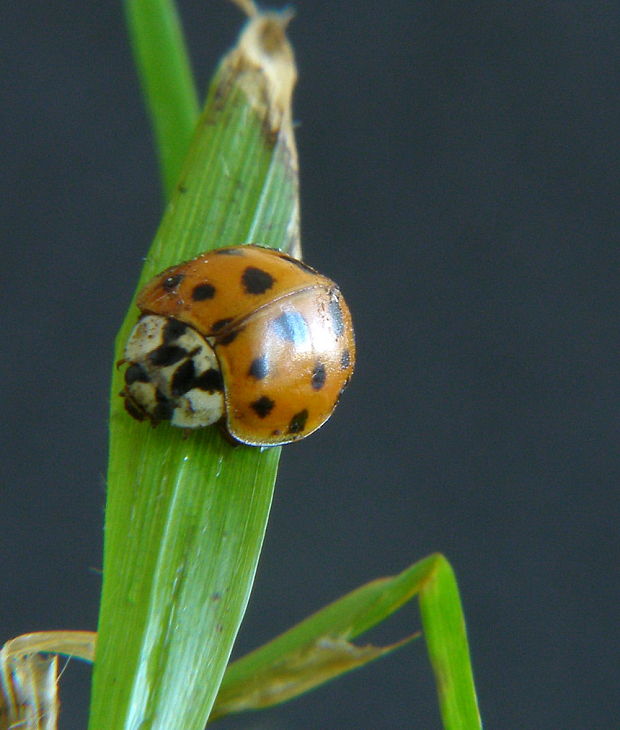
[288, 409, 309, 434]
[340, 349, 351, 370]
[124, 363, 150, 386]
[248, 355, 269, 380]
[149, 345, 188, 367]
[171, 360, 196, 396]
[250, 395, 275, 418]
[242, 266, 275, 295]
[194, 368, 224, 393]
[329, 292, 345, 337]
[151, 388, 175, 421]
[192, 282, 216, 301]
[275, 251, 319, 275]
[163, 318, 188, 343]
[311, 362, 327, 391]
[271, 311, 309, 346]
[162, 273, 184, 292]
[153, 397, 175, 422]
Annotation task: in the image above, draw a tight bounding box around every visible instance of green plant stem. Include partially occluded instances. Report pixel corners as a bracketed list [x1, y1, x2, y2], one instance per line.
[125, 0, 200, 197]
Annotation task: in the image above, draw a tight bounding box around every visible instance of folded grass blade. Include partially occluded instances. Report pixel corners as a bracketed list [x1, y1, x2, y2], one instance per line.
[8, 552, 480, 730]
[210, 553, 481, 730]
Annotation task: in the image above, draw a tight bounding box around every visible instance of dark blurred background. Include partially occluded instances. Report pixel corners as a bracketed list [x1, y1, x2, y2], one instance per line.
[2, 2, 618, 728]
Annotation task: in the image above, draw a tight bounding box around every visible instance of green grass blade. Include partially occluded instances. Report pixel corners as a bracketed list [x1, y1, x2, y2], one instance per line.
[210, 554, 481, 729]
[124, 0, 200, 197]
[88, 11, 299, 730]
[419, 555, 482, 730]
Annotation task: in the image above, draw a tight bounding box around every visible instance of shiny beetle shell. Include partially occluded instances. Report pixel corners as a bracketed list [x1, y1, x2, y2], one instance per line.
[121, 245, 355, 446]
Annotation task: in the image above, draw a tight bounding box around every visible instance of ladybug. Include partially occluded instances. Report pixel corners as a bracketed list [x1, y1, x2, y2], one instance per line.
[121, 245, 355, 446]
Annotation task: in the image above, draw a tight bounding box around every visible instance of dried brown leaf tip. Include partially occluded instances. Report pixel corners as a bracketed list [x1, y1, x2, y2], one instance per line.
[224, 3, 298, 137]
[210, 633, 417, 720]
[0, 631, 96, 730]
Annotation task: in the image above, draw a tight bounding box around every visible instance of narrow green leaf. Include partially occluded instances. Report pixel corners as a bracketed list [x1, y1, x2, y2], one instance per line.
[419, 555, 482, 730]
[89, 10, 299, 730]
[210, 553, 481, 730]
[124, 0, 200, 197]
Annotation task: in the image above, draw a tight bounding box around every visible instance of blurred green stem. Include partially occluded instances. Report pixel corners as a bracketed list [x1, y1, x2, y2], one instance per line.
[125, 0, 200, 197]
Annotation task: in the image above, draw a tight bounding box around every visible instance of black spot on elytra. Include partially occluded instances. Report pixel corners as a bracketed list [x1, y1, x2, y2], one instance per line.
[216, 328, 241, 346]
[163, 319, 188, 343]
[162, 273, 184, 292]
[242, 266, 275, 295]
[288, 409, 309, 434]
[171, 360, 196, 395]
[248, 355, 269, 380]
[194, 368, 224, 393]
[340, 349, 351, 370]
[214, 247, 245, 256]
[192, 282, 216, 301]
[149, 345, 187, 367]
[124, 363, 150, 386]
[211, 318, 241, 344]
[276, 251, 318, 275]
[271, 311, 309, 345]
[329, 293, 345, 337]
[211, 318, 233, 332]
[250, 395, 275, 418]
[311, 362, 327, 390]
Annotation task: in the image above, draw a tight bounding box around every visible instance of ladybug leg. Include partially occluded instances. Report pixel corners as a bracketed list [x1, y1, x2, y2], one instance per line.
[120, 390, 149, 423]
[115, 357, 127, 369]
